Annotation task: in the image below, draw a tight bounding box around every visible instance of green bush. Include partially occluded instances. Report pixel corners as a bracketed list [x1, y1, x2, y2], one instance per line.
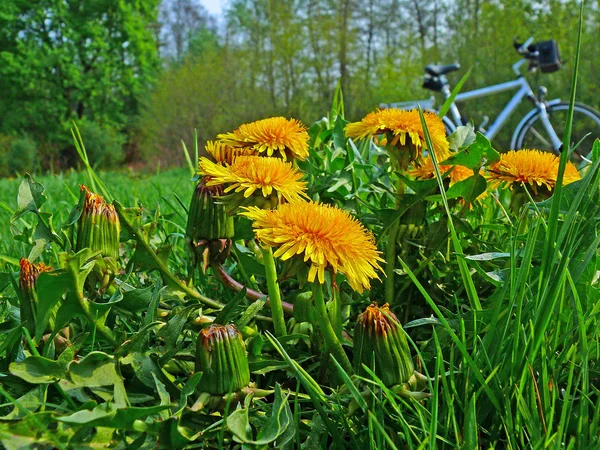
[76, 120, 125, 169]
[0, 135, 12, 177]
[0, 136, 37, 176]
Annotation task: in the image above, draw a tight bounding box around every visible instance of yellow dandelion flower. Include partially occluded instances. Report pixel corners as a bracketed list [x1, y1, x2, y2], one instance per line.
[205, 140, 255, 165]
[199, 155, 308, 207]
[241, 201, 384, 293]
[409, 156, 475, 186]
[217, 117, 310, 161]
[487, 149, 581, 193]
[345, 109, 449, 165]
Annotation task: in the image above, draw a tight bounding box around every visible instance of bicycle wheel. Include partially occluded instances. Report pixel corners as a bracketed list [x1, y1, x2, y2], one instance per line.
[513, 102, 600, 163]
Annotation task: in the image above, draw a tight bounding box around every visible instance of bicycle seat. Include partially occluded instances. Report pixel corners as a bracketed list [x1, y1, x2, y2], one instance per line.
[425, 63, 460, 76]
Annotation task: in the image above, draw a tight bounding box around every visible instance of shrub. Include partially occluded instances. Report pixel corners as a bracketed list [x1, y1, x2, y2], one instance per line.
[75, 120, 125, 169]
[0, 136, 37, 176]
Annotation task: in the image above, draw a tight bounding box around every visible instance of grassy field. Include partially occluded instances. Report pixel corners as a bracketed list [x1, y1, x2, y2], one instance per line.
[0, 168, 192, 270]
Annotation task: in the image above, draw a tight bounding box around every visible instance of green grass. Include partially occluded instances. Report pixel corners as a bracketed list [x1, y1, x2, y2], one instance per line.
[0, 168, 192, 269]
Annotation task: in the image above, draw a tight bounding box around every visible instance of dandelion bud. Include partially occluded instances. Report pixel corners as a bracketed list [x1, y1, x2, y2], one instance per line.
[186, 177, 235, 272]
[353, 303, 414, 387]
[19, 258, 52, 335]
[76, 186, 120, 259]
[195, 324, 250, 395]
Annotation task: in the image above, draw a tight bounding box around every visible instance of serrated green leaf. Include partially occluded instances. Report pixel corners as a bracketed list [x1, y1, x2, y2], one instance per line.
[0, 386, 46, 419]
[119, 285, 155, 312]
[35, 270, 70, 341]
[62, 187, 87, 228]
[444, 173, 487, 203]
[448, 124, 476, 151]
[465, 252, 511, 261]
[57, 402, 169, 429]
[15, 175, 46, 216]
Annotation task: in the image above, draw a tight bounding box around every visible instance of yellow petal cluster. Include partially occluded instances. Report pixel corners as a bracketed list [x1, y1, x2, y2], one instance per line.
[487, 149, 580, 193]
[205, 140, 255, 165]
[199, 155, 307, 203]
[409, 156, 475, 186]
[241, 201, 384, 293]
[217, 117, 310, 160]
[345, 109, 449, 160]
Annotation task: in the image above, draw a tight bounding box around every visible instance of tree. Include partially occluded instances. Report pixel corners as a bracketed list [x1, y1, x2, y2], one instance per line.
[158, 0, 214, 61]
[0, 0, 160, 168]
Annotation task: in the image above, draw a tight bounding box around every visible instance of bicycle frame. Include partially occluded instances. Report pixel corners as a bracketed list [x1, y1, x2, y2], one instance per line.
[446, 78, 533, 140]
[442, 61, 563, 151]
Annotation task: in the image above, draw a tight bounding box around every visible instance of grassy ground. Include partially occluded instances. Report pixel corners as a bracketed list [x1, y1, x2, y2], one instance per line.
[0, 168, 192, 269]
[0, 136, 599, 448]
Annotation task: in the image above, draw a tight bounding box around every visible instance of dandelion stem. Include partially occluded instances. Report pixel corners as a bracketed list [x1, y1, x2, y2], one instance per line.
[260, 247, 287, 337]
[74, 288, 117, 347]
[384, 220, 399, 305]
[313, 283, 352, 374]
[385, 177, 405, 305]
[212, 264, 294, 316]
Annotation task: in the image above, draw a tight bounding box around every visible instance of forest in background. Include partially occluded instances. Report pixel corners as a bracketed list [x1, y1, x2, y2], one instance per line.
[1, 0, 599, 174]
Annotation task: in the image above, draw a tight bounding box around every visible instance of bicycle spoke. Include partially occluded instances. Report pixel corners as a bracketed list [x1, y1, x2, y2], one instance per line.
[527, 126, 552, 148]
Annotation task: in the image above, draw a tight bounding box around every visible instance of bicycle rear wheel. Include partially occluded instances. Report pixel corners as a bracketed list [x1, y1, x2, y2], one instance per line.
[513, 102, 600, 163]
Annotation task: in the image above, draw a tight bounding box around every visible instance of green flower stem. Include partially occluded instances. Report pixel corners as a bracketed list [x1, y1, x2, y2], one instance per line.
[74, 288, 118, 347]
[384, 220, 400, 305]
[385, 176, 405, 305]
[260, 247, 287, 337]
[313, 283, 352, 374]
[328, 285, 342, 339]
[114, 201, 223, 310]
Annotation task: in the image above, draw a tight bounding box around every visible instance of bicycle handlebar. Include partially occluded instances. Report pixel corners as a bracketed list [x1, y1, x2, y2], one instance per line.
[513, 37, 538, 59]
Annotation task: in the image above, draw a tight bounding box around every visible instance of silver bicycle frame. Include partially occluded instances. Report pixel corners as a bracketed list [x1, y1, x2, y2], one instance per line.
[444, 78, 532, 140]
[441, 58, 563, 151]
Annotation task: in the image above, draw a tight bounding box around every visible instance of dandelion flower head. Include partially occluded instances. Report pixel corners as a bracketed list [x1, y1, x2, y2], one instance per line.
[217, 117, 310, 161]
[345, 109, 449, 166]
[204, 140, 255, 165]
[487, 149, 580, 194]
[409, 156, 475, 186]
[241, 201, 384, 293]
[199, 155, 308, 206]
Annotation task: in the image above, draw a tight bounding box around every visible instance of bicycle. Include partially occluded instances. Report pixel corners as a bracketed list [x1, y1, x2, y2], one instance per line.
[382, 38, 600, 163]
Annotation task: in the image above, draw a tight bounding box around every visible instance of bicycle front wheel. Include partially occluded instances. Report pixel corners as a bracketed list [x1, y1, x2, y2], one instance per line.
[513, 102, 600, 162]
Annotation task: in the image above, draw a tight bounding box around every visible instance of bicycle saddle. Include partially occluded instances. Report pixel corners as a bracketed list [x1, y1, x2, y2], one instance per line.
[425, 63, 460, 76]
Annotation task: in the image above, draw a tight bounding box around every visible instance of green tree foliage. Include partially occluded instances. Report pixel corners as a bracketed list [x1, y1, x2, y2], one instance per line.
[0, 0, 160, 170]
[1, 0, 599, 168]
[138, 42, 276, 163]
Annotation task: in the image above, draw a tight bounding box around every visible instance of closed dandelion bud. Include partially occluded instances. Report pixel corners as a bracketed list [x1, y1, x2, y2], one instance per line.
[195, 324, 250, 395]
[353, 303, 414, 387]
[186, 177, 235, 272]
[76, 186, 120, 259]
[19, 258, 52, 335]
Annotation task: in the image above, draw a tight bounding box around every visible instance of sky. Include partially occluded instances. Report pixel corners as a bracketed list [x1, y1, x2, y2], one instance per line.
[200, 0, 226, 16]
